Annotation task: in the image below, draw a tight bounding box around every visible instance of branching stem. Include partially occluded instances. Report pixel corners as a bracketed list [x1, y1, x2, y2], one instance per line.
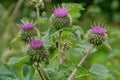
[68, 45, 94, 80]
[36, 6, 40, 19]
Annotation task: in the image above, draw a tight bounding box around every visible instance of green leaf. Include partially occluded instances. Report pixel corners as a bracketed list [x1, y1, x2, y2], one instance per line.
[7, 56, 31, 67]
[41, 29, 54, 46]
[66, 48, 83, 65]
[92, 76, 106, 80]
[0, 65, 21, 80]
[8, 36, 21, 49]
[72, 26, 84, 40]
[35, 17, 49, 32]
[77, 66, 89, 75]
[62, 3, 84, 19]
[22, 64, 34, 80]
[89, 64, 109, 78]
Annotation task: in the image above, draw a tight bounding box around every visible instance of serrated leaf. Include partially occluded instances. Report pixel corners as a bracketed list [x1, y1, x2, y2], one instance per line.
[0, 65, 21, 80]
[89, 64, 109, 78]
[22, 64, 34, 80]
[7, 56, 31, 67]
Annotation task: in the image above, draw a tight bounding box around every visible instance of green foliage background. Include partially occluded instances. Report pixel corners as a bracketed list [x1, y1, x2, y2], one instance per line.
[0, 0, 120, 80]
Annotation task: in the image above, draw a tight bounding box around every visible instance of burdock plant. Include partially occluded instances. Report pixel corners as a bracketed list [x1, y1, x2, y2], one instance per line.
[7, 1, 111, 80]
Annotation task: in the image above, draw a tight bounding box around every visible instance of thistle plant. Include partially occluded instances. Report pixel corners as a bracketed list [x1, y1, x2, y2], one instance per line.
[5, 2, 112, 80]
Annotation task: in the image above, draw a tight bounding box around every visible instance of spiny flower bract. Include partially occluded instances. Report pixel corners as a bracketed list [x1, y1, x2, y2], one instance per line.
[27, 40, 49, 63]
[49, 7, 72, 30]
[18, 21, 37, 43]
[85, 23, 109, 46]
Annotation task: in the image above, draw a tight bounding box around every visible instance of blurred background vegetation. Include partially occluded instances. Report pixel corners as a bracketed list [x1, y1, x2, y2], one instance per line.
[0, 0, 120, 79]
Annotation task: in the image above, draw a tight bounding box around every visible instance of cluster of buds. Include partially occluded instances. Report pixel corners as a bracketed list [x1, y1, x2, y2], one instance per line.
[27, 40, 49, 63]
[85, 25, 109, 46]
[26, 0, 44, 8]
[49, 7, 72, 30]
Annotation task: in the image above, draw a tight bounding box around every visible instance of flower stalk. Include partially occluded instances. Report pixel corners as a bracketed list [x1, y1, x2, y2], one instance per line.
[57, 30, 62, 70]
[37, 62, 45, 80]
[68, 45, 94, 80]
[36, 6, 40, 19]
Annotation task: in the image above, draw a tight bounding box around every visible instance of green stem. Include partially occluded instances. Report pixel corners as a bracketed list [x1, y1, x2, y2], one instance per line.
[37, 63, 45, 80]
[36, 6, 40, 19]
[68, 45, 94, 80]
[57, 30, 62, 70]
[40, 64, 51, 80]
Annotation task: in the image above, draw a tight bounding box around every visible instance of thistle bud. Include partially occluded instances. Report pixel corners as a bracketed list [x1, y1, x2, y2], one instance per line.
[85, 26, 108, 46]
[27, 40, 49, 63]
[49, 8, 72, 30]
[19, 23, 37, 43]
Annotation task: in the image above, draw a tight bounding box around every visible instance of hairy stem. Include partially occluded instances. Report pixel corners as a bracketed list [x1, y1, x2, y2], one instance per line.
[36, 6, 40, 19]
[57, 30, 62, 70]
[68, 45, 94, 80]
[37, 63, 45, 80]
[40, 64, 51, 80]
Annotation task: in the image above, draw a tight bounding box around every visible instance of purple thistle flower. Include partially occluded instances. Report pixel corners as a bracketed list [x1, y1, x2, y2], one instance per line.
[22, 23, 34, 30]
[29, 40, 44, 49]
[54, 8, 68, 18]
[92, 26, 106, 35]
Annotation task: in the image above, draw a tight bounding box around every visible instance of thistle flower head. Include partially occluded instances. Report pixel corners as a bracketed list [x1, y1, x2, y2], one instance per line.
[54, 8, 68, 18]
[22, 23, 34, 30]
[92, 26, 106, 35]
[29, 40, 43, 49]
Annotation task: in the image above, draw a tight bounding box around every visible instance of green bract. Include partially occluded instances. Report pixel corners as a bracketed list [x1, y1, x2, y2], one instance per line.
[19, 29, 37, 43]
[27, 46, 49, 63]
[85, 30, 108, 46]
[49, 14, 72, 30]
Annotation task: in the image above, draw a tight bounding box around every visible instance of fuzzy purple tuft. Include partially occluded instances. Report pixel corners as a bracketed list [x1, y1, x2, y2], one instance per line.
[22, 23, 34, 30]
[54, 8, 68, 18]
[29, 40, 43, 49]
[92, 26, 106, 35]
